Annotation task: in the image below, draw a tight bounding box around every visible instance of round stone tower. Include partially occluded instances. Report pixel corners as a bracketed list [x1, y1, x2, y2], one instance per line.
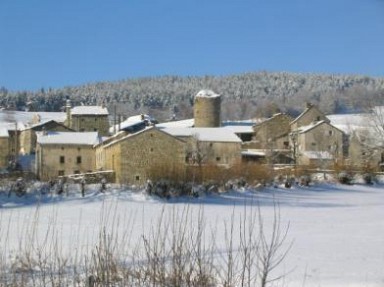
[194, 90, 221, 127]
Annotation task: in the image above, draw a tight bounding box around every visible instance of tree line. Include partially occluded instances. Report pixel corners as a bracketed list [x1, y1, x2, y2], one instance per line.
[1, 71, 384, 121]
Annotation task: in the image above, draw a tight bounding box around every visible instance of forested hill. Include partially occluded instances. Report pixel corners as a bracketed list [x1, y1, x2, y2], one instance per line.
[1, 71, 384, 121]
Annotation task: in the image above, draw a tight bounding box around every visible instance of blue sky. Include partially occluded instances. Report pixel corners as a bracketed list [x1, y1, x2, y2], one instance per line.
[1, 0, 384, 91]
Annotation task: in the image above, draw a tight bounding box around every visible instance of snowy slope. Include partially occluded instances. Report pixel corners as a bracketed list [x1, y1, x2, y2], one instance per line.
[0, 182, 383, 286]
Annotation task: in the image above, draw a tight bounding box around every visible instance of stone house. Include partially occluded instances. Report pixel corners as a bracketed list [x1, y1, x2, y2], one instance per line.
[0, 128, 9, 168]
[98, 126, 186, 185]
[35, 132, 101, 181]
[292, 120, 344, 166]
[290, 103, 329, 131]
[253, 113, 293, 150]
[160, 127, 242, 166]
[65, 102, 110, 136]
[347, 129, 384, 169]
[19, 120, 74, 155]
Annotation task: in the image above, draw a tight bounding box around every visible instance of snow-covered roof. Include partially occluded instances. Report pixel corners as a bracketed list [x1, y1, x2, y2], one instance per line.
[0, 128, 9, 137]
[195, 89, 220, 98]
[109, 114, 155, 134]
[156, 119, 195, 129]
[0, 111, 66, 129]
[71, 106, 108, 115]
[297, 121, 326, 134]
[327, 113, 369, 135]
[302, 151, 333, 160]
[161, 127, 242, 143]
[221, 121, 255, 134]
[37, 132, 100, 146]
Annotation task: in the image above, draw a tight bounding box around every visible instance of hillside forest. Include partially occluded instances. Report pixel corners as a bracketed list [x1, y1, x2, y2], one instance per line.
[1, 71, 384, 122]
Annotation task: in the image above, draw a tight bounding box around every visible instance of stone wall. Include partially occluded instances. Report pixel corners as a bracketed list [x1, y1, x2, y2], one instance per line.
[103, 128, 186, 185]
[70, 115, 110, 136]
[36, 144, 95, 181]
[0, 137, 9, 168]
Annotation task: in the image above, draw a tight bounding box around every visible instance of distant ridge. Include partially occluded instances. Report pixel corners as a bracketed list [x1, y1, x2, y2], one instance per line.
[1, 71, 383, 121]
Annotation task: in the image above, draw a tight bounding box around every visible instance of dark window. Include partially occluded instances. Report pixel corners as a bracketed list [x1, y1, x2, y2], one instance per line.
[77, 156, 82, 164]
[135, 175, 140, 181]
[311, 142, 316, 146]
[58, 170, 64, 176]
[216, 157, 221, 162]
[74, 170, 80, 174]
[60, 156, 65, 164]
[329, 130, 333, 136]
[150, 148, 153, 152]
[61, 147, 65, 150]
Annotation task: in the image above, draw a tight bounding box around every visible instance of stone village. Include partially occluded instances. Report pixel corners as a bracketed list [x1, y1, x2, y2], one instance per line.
[0, 90, 383, 187]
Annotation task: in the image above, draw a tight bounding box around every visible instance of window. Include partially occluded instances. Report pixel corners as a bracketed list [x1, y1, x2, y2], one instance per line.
[135, 175, 140, 181]
[60, 156, 65, 164]
[328, 130, 333, 136]
[74, 170, 80, 174]
[61, 147, 65, 150]
[283, 141, 289, 147]
[150, 148, 153, 152]
[77, 156, 82, 164]
[216, 157, 221, 162]
[311, 142, 316, 146]
[58, 170, 64, 176]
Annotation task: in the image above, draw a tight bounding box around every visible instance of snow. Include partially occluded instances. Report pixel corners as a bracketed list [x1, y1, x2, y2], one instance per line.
[161, 127, 242, 142]
[156, 118, 195, 128]
[37, 131, 101, 145]
[195, 89, 220, 98]
[71, 105, 108, 115]
[0, 181, 383, 286]
[0, 128, 9, 137]
[0, 110, 66, 125]
[327, 113, 369, 135]
[302, 150, 334, 159]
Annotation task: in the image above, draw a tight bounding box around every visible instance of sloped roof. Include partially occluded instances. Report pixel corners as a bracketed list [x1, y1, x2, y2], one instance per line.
[37, 131, 100, 146]
[71, 106, 108, 115]
[0, 110, 66, 125]
[103, 126, 185, 149]
[110, 114, 155, 134]
[161, 127, 242, 143]
[290, 105, 329, 125]
[24, 119, 73, 131]
[327, 113, 369, 135]
[297, 120, 326, 133]
[297, 120, 343, 135]
[156, 118, 195, 129]
[221, 120, 255, 134]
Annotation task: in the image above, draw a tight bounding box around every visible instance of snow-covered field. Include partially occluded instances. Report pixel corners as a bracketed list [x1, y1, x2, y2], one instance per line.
[0, 180, 383, 286]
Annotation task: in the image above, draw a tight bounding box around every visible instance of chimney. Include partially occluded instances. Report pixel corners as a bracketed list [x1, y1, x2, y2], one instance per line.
[66, 99, 71, 128]
[306, 102, 313, 108]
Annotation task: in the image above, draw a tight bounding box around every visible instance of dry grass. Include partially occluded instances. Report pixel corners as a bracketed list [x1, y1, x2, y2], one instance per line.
[0, 199, 291, 286]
